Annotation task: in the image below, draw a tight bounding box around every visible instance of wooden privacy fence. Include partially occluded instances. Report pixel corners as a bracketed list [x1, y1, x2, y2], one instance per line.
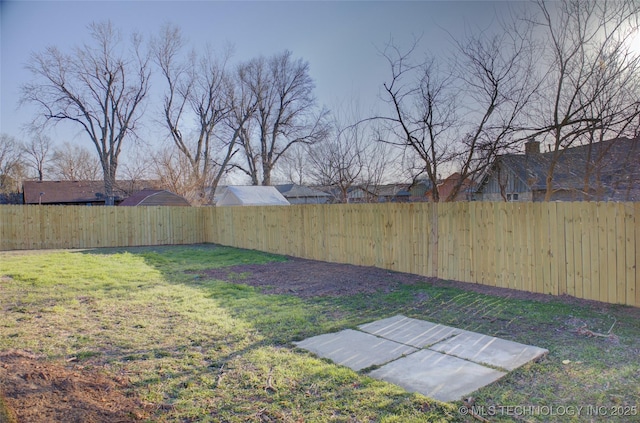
[0, 205, 207, 250]
[1, 202, 638, 307]
[208, 202, 639, 307]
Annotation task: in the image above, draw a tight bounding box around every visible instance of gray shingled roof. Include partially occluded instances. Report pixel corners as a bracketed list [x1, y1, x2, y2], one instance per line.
[118, 189, 190, 206]
[275, 184, 331, 198]
[482, 137, 640, 200]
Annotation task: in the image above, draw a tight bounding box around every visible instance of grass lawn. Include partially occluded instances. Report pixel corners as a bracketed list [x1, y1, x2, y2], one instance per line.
[0, 244, 638, 422]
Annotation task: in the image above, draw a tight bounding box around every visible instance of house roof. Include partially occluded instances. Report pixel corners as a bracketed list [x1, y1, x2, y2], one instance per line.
[216, 186, 290, 206]
[426, 172, 474, 201]
[118, 189, 191, 207]
[479, 137, 640, 200]
[23, 180, 116, 204]
[374, 184, 411, 197]
[274, 184, 331, 199]
[23, 180, 160, 204]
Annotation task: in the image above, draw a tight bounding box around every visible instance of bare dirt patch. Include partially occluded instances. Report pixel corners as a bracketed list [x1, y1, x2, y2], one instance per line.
[199, 256, 637, 314]
[0, 350, 151, 423]
[201, 258, 434, 298]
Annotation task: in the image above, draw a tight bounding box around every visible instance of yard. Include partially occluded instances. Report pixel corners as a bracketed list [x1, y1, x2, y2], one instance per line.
[0, 244, 638, 422]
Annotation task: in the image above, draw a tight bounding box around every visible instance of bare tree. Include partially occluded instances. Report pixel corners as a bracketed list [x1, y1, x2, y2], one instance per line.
[149, 145, 205, 203]
[277, 143, 309, 185]
[380, 23, 535, 201]
[21, 132, 52, 181]
[21, 21, 150, 205]
[119, 146, 154, 190]
[361, 128, 400, 198]
[307, 107, 395, 203]
[234, 51, 329, 185]
[529, 0, 640, 201]
[154, 25, 244, 204]
[49, 142, 102, 181]
[308, 133, 363, 203]
[0, 134, 27, 201]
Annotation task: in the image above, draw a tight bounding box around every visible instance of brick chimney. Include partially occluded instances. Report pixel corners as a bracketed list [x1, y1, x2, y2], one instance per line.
[525, 138, 540, 155]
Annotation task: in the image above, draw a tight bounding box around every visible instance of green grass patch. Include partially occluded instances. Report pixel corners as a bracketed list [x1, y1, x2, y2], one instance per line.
[1, 244, 638, 422]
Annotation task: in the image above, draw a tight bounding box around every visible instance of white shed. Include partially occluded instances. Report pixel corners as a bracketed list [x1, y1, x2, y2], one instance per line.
[216, 186, 290, 206]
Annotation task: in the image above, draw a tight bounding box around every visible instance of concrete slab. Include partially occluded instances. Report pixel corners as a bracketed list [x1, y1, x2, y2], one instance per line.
[293, 329, 418, 371]
[359, 315, 461, 348]
[368, 349, 507, 403]
[430, 331, 548, 371]
[294, 316, 548, 402]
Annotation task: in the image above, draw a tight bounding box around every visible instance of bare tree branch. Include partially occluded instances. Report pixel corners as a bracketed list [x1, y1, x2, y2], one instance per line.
[233, 51, 329, 185]
[379, 24, 535, 201]
[21, 21, 150, 204]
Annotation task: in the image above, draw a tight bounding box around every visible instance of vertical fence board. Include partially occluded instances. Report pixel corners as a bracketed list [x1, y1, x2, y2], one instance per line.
[486, 203, 497, 287]
[483, 202, 494, 285]
[565, 204, 576, 297]
[571, 204, 583, 300]
[437, 203, 447, 279]
[419, 204, 428, 277]
[421, 204, 430, 277]
[458, 203, 469, 282]
[504, 203, 515, 289]
[448, 202, 457, 280]
[589, 203, 600, 301]
[614, 204, 626, 304]
[494, 202, 505, 288]
[581, 203, 594, 300]
[476, 202, 490, 285]
[605, 204, 617, 303]
[520, 203, 531, 293]
[530, 203, 542, 293]
[547, 202, 559, 295]
[469, 203, 478, 283]
[596, 203, 608, 303]
[555, 204, 567, 296]
[625, 204, 636, 306]
[521, 203, 533, 293]
[458, 203, 470, 282]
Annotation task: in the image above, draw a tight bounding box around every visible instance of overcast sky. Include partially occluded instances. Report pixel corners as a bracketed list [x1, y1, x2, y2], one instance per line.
[1, 0, 514, 145]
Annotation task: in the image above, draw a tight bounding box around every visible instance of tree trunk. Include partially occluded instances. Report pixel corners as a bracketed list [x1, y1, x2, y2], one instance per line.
[102, 164, 117, 206]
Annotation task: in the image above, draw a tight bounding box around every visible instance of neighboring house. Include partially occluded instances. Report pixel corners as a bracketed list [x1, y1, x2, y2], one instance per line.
[315, 184, 414, 203]
[374, 184, 412, 202]
[312, 185, 367, 203]
[274, 184, 331, 204]
[216, 186, 290, 206]
[118, 189, 191, 207]
[341, 186, 375, 203]
[425, 173, 474, 202]
[476, 137, 640, 202]
[22, 180, 159, 205]
[408, 178, 434, 201]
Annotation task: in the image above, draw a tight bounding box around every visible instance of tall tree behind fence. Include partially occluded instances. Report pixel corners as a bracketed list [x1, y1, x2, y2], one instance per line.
[1, 203, 638, 307]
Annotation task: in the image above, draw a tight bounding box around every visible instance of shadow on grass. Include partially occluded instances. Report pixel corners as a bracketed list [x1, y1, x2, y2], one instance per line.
[76, 242, 640, 350]
[67, 244, 640, 422]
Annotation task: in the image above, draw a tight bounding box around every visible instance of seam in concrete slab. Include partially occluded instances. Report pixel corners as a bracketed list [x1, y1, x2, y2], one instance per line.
[357, 350, 419, 373]
[419, 333, 460, 350]
[361, 330, 512, 372]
